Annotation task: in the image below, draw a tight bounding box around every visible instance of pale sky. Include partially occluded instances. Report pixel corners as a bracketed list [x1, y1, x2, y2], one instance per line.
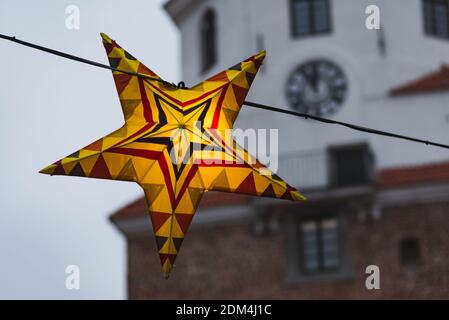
[0, 0, 179, 299]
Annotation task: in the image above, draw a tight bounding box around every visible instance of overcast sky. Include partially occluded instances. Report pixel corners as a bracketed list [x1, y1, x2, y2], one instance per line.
[0, 0, 179, 299]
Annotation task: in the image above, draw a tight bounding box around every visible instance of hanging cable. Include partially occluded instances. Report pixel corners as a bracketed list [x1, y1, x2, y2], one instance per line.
[243, 101, 449, 149]
[1, 33, 449, 150]
[0, 33, 167, 84]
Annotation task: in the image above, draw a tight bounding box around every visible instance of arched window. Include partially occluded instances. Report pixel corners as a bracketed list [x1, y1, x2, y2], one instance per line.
[200, 9, 217, 72]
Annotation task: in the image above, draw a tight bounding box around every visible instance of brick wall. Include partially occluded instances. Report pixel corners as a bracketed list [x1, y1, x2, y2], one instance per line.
[123, 201, 449, 299]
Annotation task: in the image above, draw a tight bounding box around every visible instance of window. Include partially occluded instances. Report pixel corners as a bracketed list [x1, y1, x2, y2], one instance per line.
[287, 212, 351, 283]
[200, 9, 217, 72]
[423, 0, 449, 39]
[329, 144, 374, 188]
[399, 238, 421, 270]
[290, 0, 332, 37]
[298, 216, 340, 274]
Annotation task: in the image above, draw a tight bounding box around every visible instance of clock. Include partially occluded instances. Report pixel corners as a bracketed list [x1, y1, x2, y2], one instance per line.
[286, 60, 348, 117]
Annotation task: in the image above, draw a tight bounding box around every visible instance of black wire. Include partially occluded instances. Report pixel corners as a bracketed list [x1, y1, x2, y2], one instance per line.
[244, 101, 449, 149]
[0, 33, 169, 85]
[1, 33, 449, 150]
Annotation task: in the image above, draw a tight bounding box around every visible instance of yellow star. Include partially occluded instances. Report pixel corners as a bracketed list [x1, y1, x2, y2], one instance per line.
[40, 33, 305, 278]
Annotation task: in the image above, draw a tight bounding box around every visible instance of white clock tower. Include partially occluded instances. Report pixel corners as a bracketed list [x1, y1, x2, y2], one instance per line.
[164, 0, 449, 191]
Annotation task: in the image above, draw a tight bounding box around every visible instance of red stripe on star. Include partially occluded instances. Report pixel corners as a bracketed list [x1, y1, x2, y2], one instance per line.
[110, 122, 155, 148]
[196, 161, 247, 168]
[106, 147, 162, 160]
[210, 84, 229, 129]
[138, 78, 154, 123]
[182, 85, 224, 107]
[157, 155, 175, 205]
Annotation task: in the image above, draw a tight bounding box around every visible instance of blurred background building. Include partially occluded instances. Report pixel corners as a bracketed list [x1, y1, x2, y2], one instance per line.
[110, 0, 449, 299]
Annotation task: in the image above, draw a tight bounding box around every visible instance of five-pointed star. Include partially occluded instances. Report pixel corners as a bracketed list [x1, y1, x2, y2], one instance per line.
[40, 33, 305, 278]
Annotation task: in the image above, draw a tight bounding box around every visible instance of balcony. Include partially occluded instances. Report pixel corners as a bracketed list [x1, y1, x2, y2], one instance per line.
[277, 149, 329, 190]
[275, 143, 375, 192]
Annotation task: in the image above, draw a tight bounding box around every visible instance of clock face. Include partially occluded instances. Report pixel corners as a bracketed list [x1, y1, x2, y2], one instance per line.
[286, 60, 348, 117]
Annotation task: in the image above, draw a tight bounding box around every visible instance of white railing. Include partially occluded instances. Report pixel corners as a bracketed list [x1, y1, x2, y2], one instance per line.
[276, 149, 329, 190]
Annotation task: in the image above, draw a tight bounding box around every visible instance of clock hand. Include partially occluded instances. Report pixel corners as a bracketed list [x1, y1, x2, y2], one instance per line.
[309, 65, 319, 92]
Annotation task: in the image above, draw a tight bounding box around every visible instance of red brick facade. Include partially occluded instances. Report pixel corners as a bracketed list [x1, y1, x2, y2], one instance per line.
[111, 163, 449, 299]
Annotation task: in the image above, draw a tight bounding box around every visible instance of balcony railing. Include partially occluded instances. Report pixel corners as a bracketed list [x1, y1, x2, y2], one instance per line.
[276, 149, 329, 190]
[274, 145, 374, 191]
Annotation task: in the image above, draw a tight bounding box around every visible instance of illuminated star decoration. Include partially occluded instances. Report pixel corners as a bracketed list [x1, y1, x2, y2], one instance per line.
[40, 34, 305, 278]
